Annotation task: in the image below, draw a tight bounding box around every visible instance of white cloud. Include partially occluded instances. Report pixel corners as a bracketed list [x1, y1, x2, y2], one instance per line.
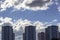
[0, 17, 58, 32]
[0, 17, 47, 33]
[0, 0, 53, 11]
[0, 17, 59, 32]
[45, 19, 58, 25]
[57, 23, 60, 32]
[49, 19, 58, 23]
[54, 0, 58, 5]
[58, 6, 60, 12]
[1, 0, 60, 12]
[33, 21, 45, 30]
[13, 19, 32, 31]
[0, 17, 14, 30]
[54, 0, 60, 12]
[0, 27, 2, 32]
[0, 17, 46, 32]
[0, 0, 15, 11]
[0, 17, 13, 24]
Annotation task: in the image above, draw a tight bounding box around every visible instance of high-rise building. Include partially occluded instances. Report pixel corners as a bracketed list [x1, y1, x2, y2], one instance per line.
[25, 26, 36, 40]
[45, 25, 59, 40]
[12, 33, 15, 40]
[51, 38, 58, 40]
[50, 25, 59, 39]
[38, 32, 46, 40]
[58, 32, 60, 40]
[2, 23, 15, 40]
[23, 33, 26, 40]
[45, 27, 51, 40]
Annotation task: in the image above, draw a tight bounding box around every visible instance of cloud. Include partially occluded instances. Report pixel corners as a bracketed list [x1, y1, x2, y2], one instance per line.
[0, 17, 46, 33]
[33, 21, 45, 29]
[0, 17, 14, 30]
[13, 19, 32, 31]
[57, 23, 60, 32]
[0, 17, 45, 31]
[58, 6, 60, 12]
[0, 0, 53, 11]
[0, 17, 13, 24]
[25, 0, 53, 10]
[0, 17, 58, 32]
[0, 0, 15, 11]
[54, 0, 60, 12]
[49, 19, 58, 23]
[1, 0, 60, 12]
[54, 0, 59, 5]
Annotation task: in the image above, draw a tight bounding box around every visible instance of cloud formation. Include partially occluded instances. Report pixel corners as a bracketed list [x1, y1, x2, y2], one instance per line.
[1, 0, 60, 12]
[25, 0, 52, 10]
[0, 17, 45, 31]
[58, 6, 60, 12]
[0, 0, 53, 11]
[0, 17, 58, 32]
[54, 0, 60, 12]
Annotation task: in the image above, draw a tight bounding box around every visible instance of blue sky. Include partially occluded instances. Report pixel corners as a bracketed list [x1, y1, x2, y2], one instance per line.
[0, 2, 60, 23]
[0, 0, 60, 40]
[0, 0, 60, 20]
[0, 0, 60, 29]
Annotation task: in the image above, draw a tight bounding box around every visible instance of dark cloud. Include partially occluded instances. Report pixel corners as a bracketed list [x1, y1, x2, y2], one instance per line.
[14, 0, 24, 5]
[0, 0, 53, 11]
[0, 0, 5, 2]
[26, 0, 51, 7]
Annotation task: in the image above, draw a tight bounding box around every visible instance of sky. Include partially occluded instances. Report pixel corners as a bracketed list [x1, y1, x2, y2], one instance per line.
[0, 0, 60, 40]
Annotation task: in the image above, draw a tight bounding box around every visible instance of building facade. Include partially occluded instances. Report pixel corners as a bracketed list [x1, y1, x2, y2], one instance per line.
[23, 33, 26, 40]
[25, 26, 36, 40]
[45, 25, 59, 40]
[2, 23, 15, 40]
[38, 32, 46, 40]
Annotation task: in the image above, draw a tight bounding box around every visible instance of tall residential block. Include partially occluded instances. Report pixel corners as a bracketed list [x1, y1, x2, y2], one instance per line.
[2, 23, 15, 40]
[25, 26, 36, 40]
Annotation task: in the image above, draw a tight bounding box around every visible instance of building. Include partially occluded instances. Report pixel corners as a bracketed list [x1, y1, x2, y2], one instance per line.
[45, 25, 59, 40]
[45, 27, 51, 40]
[50, 25, 59, 39]
[38, 32, 46, 40]
[25, 26, 36, 40]
[2, 23, 15, 40]
[58, 32, 60, 40]
[12, 33, 15, 40]
[51, 38, 58, 40]
[23, 33, 26, 40]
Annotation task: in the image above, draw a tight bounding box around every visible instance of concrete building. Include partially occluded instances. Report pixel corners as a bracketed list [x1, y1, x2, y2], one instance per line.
[38, 32, 46, 40]
[2, 23, 15, 40]
[25, 26, 36, 40]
